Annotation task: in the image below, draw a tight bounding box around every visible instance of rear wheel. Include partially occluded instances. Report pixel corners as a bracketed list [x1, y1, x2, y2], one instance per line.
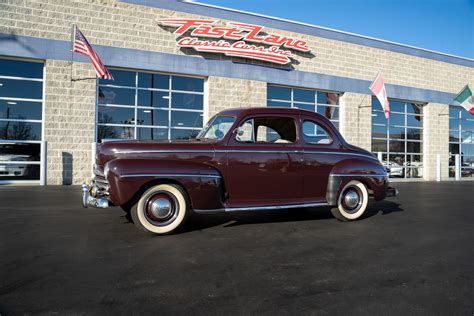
[131, 184, 188, 235]
[331, 180, 369, 221]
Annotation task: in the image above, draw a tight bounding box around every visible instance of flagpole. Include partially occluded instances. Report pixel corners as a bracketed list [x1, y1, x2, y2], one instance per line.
[70, 24, 76, 82]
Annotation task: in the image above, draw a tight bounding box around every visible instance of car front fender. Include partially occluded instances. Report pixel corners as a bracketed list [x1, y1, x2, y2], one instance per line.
[105, 158, 225, 210]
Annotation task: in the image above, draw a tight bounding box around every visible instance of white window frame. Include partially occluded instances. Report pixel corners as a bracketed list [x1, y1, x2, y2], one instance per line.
[0, 57, 45, 185]
[266, 84, 341, 128]
[96, 68, 206, 142]
[371, 98, 424, 180]
[448, 105, 474, 179]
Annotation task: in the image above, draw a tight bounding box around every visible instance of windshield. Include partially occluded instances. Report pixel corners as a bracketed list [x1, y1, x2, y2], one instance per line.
[197, 115, 236, 140]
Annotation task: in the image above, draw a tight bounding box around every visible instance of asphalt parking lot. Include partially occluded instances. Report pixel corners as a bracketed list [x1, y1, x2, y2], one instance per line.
[0, 182, 473, 315]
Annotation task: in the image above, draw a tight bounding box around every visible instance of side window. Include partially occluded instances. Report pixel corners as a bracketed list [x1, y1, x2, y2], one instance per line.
[303, 120, 332, 145]
[237, 116, 297, 144]
[256, 126, 281, 142]
[236, 119, 254, 142]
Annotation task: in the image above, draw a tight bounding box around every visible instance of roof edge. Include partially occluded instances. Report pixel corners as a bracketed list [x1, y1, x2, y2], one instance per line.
[186, 0, 473, 63]
[119, 0, 473, 68]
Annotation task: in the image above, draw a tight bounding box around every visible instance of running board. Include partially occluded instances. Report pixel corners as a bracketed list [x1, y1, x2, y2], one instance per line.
[194, 202, 329, 213]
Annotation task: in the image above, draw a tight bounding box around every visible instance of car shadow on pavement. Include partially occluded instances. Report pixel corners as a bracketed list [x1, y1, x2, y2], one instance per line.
[182, 200, 403, 233]
[120, 201, 403, 234]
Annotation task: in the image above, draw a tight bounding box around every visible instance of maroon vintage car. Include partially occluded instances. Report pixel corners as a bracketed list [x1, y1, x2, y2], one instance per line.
[82, 107, 398, 235]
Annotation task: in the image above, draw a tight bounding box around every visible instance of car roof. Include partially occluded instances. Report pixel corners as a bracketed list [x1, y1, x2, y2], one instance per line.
[217, 107, 326, 119]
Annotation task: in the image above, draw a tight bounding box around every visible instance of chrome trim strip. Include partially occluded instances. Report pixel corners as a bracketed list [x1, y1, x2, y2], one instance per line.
[113, 149, 378, 161]
[330, 173, 387, 177]
[195, 202, 328, 213]
[119, 173, 221, 179]
[114, 149, 214, 154]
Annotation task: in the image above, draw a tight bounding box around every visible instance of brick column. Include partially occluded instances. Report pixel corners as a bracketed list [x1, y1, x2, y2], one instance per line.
[44, 60, 96, 185]
[423, 103, 449, 181]
[206, 77, 267, 119]
[339, 92, 372, 151]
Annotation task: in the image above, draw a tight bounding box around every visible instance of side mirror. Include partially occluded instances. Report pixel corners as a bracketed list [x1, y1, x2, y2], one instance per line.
[235, 127, 245, 137]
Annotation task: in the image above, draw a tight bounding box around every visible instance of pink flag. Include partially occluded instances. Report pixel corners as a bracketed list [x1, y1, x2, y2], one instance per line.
[369, 73, 390, 119]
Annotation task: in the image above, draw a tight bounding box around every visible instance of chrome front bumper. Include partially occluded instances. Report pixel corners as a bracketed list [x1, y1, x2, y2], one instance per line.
[81, 166, 110, 208]
[81, 183, 109, 208]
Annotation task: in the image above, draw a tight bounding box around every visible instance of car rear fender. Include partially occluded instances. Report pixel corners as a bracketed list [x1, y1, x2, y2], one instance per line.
[326, 157, 388, 205]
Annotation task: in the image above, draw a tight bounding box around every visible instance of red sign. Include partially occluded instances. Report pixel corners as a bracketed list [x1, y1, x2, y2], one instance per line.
[157, 19, 311, 65]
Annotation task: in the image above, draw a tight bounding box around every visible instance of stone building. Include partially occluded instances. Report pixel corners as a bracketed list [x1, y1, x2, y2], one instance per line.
[0, 0, 473, 185]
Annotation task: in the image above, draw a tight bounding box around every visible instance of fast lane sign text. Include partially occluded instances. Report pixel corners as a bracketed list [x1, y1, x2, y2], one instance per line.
[157, 19, 311, 65]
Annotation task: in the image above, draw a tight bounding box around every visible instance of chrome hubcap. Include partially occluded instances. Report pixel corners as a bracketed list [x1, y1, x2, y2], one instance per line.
[344, 190, 360, 209]
[150, 198, 172, 219]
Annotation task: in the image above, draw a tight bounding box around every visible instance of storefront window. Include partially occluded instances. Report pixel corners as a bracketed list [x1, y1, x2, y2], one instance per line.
[97, 69, 205, 142]
[448, 106, 474, 178]
[0, 58, 43, 182]
[371, 99, 424, 179]
[267, 85, 340, 129]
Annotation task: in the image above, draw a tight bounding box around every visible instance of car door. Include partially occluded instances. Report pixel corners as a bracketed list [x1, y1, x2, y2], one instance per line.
[298, 115, 341, 203]
[224, 115, 302, 208]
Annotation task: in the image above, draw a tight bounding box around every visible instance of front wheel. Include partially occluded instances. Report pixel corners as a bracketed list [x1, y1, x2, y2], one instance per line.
[131, 184, 188, 235]
[330, 180, 369, 221]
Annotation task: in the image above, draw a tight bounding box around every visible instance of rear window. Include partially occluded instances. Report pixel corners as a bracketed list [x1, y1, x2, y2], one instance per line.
[302, 120, 332, 145]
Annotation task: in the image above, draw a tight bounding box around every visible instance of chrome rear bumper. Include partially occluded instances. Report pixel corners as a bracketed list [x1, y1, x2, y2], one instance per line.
[385, 186, 399, 197]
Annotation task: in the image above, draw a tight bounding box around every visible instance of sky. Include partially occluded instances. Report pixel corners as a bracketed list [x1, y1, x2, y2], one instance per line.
[198, 0, 474, 59]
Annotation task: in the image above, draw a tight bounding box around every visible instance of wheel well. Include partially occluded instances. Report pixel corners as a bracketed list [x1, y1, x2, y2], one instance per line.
[122, 178, 192, 210]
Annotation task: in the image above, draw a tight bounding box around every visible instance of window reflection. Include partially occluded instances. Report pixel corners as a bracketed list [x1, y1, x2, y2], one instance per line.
[138, 73, 169, 89]
[0, 59, 43, 78]
[449, 105, 474, 177]
[0, 79, 42, 99]
[0, 164, 40, 180]
[172, 76, 204, 92]
[371, 98, 424, 178]
[98, 87, 135, 105]
[0, 100, 42, 120]
[97, 70, 205, 142]
[171, 93, 203, 110]
[99, 69, 135, 87]
[98, 106, 134, 125]
[98, 125, 134, 142]
[0, 122, 41, 140]
[267, 85, 340, 129]
[0, 58, 44, 182]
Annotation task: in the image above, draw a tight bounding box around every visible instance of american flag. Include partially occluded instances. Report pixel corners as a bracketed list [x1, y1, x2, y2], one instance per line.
[73, 26, 113, 80]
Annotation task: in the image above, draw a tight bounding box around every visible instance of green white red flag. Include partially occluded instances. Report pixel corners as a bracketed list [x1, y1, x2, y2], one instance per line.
[452, 85, 474, 115]
[369, 73, 390, 119]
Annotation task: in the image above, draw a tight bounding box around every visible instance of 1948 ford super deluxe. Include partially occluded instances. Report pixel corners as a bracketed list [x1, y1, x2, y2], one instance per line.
[82, 107, 398, 235]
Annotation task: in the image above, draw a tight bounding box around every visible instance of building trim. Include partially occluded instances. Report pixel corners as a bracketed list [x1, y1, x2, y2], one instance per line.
[0, 33, 458, 104]
[119, 0, 473, 68]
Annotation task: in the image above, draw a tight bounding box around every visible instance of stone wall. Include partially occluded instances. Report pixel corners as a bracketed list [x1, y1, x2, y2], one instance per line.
[339, 92, 372, 151]
[423, 103, 450, 181]
[206, 77, 266, 119]
[44, 60, 96, 184]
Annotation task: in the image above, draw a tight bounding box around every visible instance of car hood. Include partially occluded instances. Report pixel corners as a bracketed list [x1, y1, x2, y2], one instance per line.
[96, 139, 218, 167]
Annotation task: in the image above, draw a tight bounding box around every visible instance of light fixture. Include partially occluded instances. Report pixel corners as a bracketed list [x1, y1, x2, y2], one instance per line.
[7, 101, 17, 105]
[177, 123, 184, 126]
[0, 83, 3, 87]
[162, 96, 170, 99]
[143, 110, 151, 113]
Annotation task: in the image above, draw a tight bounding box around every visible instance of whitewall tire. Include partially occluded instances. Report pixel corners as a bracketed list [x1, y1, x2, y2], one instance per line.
[331, 180, 369, 221]
[131, 184, 188, 235]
